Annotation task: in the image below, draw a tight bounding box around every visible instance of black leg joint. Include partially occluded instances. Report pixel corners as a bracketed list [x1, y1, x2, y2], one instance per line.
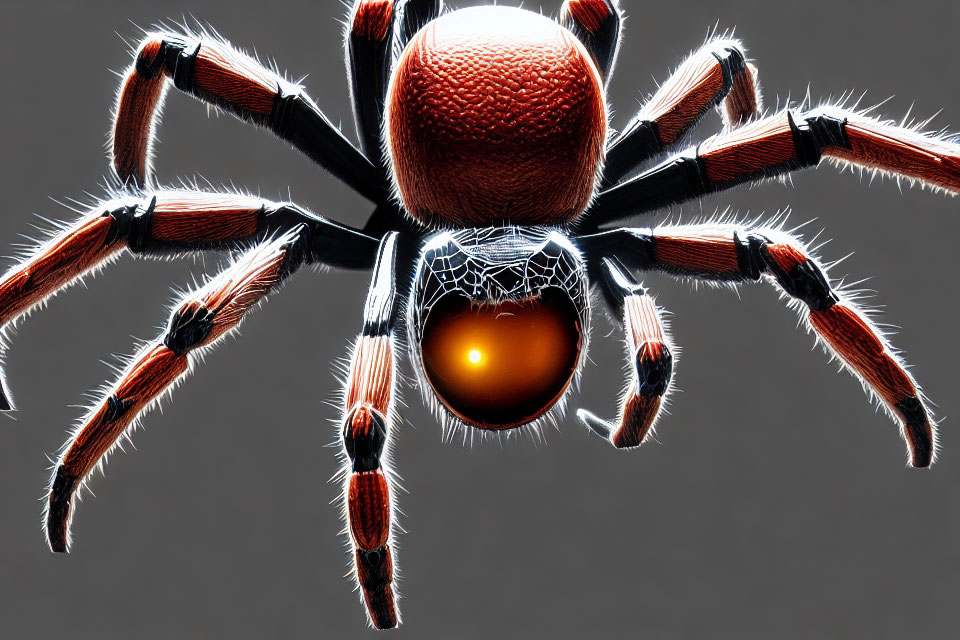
[105, 395, 135, 422]
[637, 343, 673, 398]
[789, 111, 849, 168]
[167, 39, 201, 93]
[358, 546, 390, 586]
[102, 201, 139, 247]
[164, 304, 216, 355]
[343, 406, 388, 473]
[602, 119, 663, 187]
[711, 44, 747, 98]
[593, 152, 710, 224]
[805, 113, 851, 151]
[393, 0, 443, 54]
[124, 196, 157, 254]
[758, 243, 838, 312]
[734, 231, 767, 280]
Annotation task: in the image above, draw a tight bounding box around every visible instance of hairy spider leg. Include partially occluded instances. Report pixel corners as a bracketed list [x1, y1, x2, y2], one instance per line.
[0, 191, 378, 409]
[114, 32, 388, 202]
[560, 0, 623, 83]
[591, 107, 960, 227]
[603, 37, 762, 187]
[45, 230, 309, 552]
[348, 1, 396, 163]
[579, 257, 673, 448]
[582, 224, 936, 467]
[340, 233, 403, 629]
[391, 0, 444, 58]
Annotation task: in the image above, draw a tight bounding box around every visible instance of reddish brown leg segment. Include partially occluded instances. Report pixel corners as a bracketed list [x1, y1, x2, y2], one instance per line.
[340, 233, 401, 629]
[112, 33, 385, 201]
[45, 232, 302, 552]
[594, 106, 960, 225]
[633, 224, 935, 466]
[603, 38, 761, 186]
[342, 335, 398, 630]
[579, 259, 673, 448]
[0, 191, 373, 410]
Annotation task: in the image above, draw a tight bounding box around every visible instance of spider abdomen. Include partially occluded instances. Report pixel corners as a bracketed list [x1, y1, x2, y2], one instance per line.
[386, 6, 607, 227]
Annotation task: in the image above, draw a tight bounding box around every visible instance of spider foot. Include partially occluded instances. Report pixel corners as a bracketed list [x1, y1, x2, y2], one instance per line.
[577, 408, 615, 439]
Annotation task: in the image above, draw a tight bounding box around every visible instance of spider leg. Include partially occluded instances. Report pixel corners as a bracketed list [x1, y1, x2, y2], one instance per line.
[340, 233, 402, 629]
[114, 32, 387, 202]
[0, 190, 378, 409]
[348, 1, 396, 162]
[392, 0, 443, 56]
[560, 0, 623, 82]
[45, 229, 308, 552]
[578, 257, 673, 448]
[590, 107, 960, 228]
[602, 37, 761, 187]
[581, 224, 935, 467]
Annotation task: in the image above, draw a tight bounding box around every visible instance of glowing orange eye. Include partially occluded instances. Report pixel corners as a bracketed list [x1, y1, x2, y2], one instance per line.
[420, 289, 582, 429]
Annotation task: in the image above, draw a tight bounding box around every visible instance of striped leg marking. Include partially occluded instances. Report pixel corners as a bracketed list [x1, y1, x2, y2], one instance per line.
[45, 231, 306, 552]
[579, 258, 673, 448]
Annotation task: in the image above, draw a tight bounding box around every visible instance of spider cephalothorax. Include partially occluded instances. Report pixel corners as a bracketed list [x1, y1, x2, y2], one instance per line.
[3, 0, 956, 630]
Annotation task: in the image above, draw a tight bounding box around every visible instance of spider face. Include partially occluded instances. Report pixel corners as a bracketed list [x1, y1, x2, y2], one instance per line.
[410, 227, 588, 430]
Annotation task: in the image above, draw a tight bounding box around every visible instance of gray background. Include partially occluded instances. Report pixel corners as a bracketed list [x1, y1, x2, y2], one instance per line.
[0, 0, 958, 638]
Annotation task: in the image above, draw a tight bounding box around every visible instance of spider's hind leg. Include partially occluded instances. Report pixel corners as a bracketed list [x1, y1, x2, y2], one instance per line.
[347, 1, 397, 162]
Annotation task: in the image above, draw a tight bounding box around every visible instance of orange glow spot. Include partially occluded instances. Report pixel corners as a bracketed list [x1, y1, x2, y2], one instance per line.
[420, 289, 582, 430]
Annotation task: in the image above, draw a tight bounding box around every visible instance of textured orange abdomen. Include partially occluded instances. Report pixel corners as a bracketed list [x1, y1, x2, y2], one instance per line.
[386, 7, 607, 227]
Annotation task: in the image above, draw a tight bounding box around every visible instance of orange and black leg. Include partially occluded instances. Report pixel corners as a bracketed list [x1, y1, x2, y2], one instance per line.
[113, 32, 386, 201]
[560, 0, 623, 82]
[0, 190, 378, 408]
[348, 1, 396, 161]
[592, 107, 960, 226]
[583, 224, 936, 467]
[341, 233, 402, 629]
[45, 230, 308, 552]
[602, 37, 761, 186]
[579, 258, 673, 448]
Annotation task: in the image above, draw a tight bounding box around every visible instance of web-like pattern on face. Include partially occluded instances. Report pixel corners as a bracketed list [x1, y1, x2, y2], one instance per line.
[409, 226, 590, 343]
[407, 226, 591, 437]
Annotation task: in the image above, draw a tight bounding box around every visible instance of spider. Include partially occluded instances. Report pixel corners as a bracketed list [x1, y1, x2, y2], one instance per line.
[3, 0, 956, 630]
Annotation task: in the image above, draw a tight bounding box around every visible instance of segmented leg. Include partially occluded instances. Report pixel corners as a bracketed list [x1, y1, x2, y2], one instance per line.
[113, 32, 387, 202]
[348, 1, 396, 162]
[602, 38, 761, 186]
[341, 233, 401, 629]
[0, 191, 378, 408]
[46, 230, 307, 552]
[391, 0, 443, 58]
[579, 258, 673, 448]
[591, 106, 960, 226]
[582, 224, 935, 467]
[560, 0, 623, 82]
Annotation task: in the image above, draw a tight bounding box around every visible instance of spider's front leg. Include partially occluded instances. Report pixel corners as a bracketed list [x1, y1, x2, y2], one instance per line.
[579, 258, 674, 448]
[602, 36, 762, 186]
[46, 228, 310, 551]
[0, 190, 377, 408]
[340, 233, 403, 629]
[583, 224, 936, 467]
[114, 32, 386, 201]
